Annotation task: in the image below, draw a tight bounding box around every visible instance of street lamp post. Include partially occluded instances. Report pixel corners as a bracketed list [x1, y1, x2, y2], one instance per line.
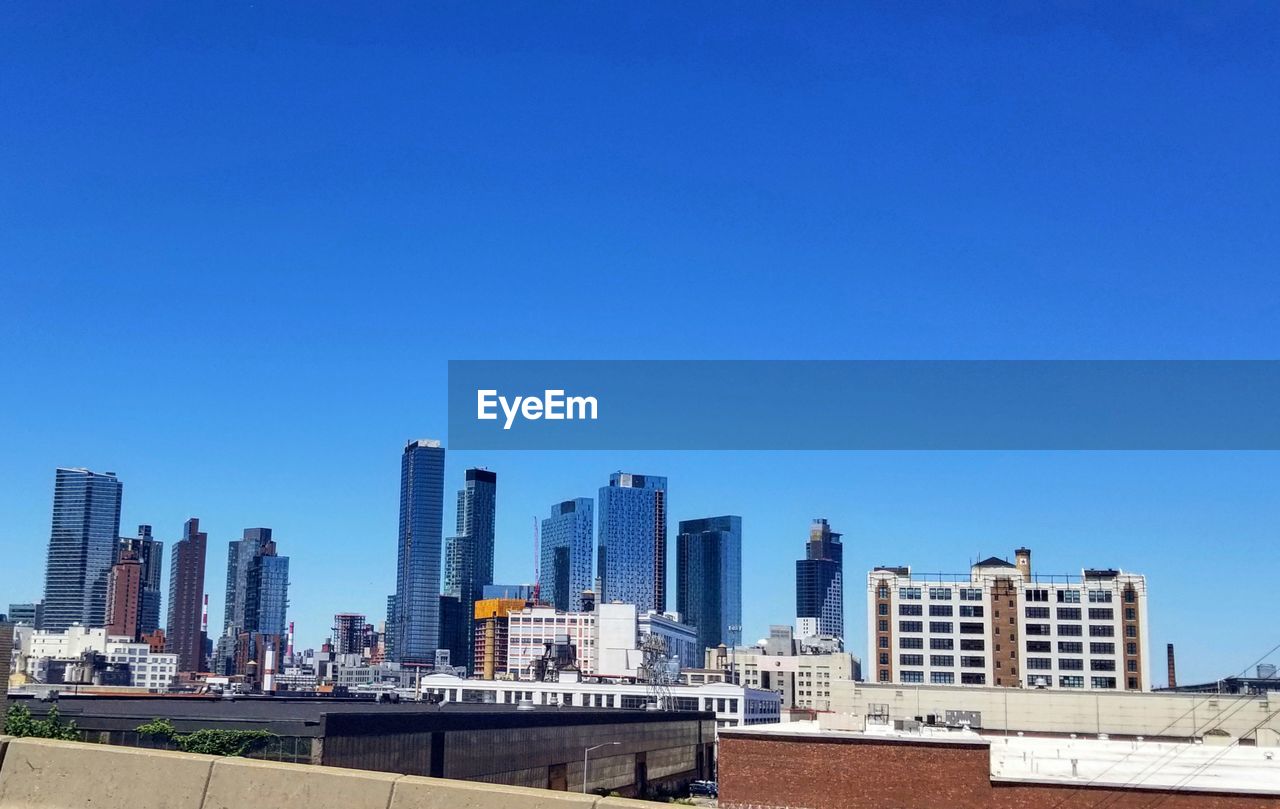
[583, 742, 621, 793]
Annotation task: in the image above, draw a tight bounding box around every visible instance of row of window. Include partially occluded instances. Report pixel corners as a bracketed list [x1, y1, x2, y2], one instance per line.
[886, 637, 987, 651]
[1025, 641, 1134, 655]
[897, 671, 987, 684]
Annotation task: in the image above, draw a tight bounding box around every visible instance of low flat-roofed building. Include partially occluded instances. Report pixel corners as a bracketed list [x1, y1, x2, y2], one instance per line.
[12, 695, 716, 798]
[717, 722, 1280, 808]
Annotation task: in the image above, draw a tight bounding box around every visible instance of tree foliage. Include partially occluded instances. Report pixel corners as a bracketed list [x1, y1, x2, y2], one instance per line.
[4, 704, 81, 741]
[136, 717, 275, 757]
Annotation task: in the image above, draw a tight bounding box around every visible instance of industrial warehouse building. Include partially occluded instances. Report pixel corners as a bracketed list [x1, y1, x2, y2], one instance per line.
[11, 695, 715, 797]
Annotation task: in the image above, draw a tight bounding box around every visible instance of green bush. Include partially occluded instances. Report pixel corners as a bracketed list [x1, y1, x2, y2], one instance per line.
[136, 717, 275, 757]
[4, 704, 81, 741]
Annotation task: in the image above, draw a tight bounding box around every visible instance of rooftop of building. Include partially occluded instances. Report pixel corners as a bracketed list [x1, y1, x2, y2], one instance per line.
[13, 694, 716, 737]
[722, 722, 1280, 796]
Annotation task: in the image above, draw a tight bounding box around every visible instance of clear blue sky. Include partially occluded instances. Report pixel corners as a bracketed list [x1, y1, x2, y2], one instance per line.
[1, 4, 1277, 684]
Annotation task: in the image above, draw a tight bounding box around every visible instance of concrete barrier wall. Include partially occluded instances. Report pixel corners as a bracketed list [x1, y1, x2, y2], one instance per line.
[0, 736, 662, 809]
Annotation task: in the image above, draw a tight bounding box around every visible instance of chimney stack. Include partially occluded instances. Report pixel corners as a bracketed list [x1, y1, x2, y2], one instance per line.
[1167, 643, 1177, 688]
[1015, 547, 1032, 582]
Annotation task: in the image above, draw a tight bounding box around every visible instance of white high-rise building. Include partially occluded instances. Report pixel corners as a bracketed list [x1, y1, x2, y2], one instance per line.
[867, 548, 1150, 692]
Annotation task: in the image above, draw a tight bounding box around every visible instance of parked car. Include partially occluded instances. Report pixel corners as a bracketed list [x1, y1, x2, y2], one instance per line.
[689, 780, 718, 797]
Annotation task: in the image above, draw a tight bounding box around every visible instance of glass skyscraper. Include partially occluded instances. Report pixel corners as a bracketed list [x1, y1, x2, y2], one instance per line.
[597, 472, 667, 613]
[540, 498, 593, 612]
[215, 527, 289, 674]
[676, 515, 742, 654]
[43, 468, 123, 632]
[795, 518, 844, 641]
[118, 524, 164, 636]
[394, 439, 445, 665]
[442, 468, 496, 673]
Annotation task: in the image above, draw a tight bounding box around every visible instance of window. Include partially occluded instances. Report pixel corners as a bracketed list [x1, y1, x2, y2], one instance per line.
[879, 669, 890, 682]
[1124, 608, 1136, 620]
[929, 604, 954, 617]
[1126, 642, 1137, 655]
[960, 639, 985, 651]
[877, 603, 889, 616]
[1125, 625, 1137, 638]
[960, 656, 985, 668]
[1058, 590, 1081, 603]
[1025, 624, 1051, 636]
[930, 638, 954, 650]
[1059, 658, 1083, 671]
[900, 654, 924, 666]
[900, 586, 921, 600]
[930, 672, 955, 684]
[1128, 676, 1139, 689]
[1058, 624, 1083, 637]
[1091, 659, 1116, 671]
[930, 655, 954, 667]
[1089, 642, 1115, 655]
[878, 636, 889, 648]
[879, 653, 889, 665]
[900, 621, 923, 633]
[959, 588, 983, 601]
[900, 670, 923, 683]
[1088, 608, 1114, 620]
[1027, 658, 1052, 670]
[899, 603, 922, 616]
[876, 584, 890, 599]
[959, 605, 984, 617]
[1088, 590, 1113, 603]
[1091, 677, 1117, 689]
[1127, 660, 1138, 672]
[1090, 625, 1115, 637]
[1027, 589, 1049, 602]
[1057, 607, 1082, 620]
[929, 621, 953, 634]
[929, 587, 953, 600]
[1058, 641, 1083, 654]
[1059, 675, 1084, 688]
[1026, 641, 1051, 653]
[1025, 607, 1050, 619]
[878, 620, 889, 632]
[900, 636, 923, 650]
[1124, 589, 1136, 603]
[961, 673, 986, 685]
[960, 622, 984, 635]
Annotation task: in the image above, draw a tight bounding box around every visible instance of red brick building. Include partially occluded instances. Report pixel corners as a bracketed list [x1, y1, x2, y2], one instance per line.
[719, 727, 1280, 809]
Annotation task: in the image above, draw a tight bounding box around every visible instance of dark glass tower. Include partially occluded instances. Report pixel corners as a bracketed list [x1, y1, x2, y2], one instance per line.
[677, 515, 743, 654]
[166, 518, 207, 673]
[597, 472, 667, 613]
[540, 498, 593, 611]
[42, 468, 123, 632]
[118, 525, 164, 636]
[443, 469, 492, 673]
[795, 518, 844, 641]
[394, 439, 445, 665]
[215, 528, 289, 674]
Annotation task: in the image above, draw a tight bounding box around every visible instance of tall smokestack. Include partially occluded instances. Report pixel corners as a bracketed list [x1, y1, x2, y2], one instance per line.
[287, 621, 295, 658]
[1015, 547, 1032, 582]
[1167, 643, 1177, 688]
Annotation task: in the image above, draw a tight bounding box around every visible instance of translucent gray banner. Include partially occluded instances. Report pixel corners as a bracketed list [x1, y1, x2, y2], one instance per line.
[447, 360, 1280, 450]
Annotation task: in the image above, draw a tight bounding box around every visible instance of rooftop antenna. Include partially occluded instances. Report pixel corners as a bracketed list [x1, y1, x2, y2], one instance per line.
[532, 515, 541, 605]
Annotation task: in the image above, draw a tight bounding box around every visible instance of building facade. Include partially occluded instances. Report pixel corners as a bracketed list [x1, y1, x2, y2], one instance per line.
[165, 518, 207, 673]
[598, 473, 667, 613]
[43, 468, 124, 632]
[442, 468, 497, 673]
[866, 547, 1151, 691]
[676, 515, 742, 654]
[505, 602, 699, 678]
[332, 613, 366, 656]
[6, 602, 42, 627]
[118, 525, 164, 637]
[539, 498, 594, 612]
[704, 643, 861, 711]
[104, 638, 179, 691]
[795, 518, 844, 641]
[472, 598, 528, 680]
[104, 551, 143, 640]
[393, 439, 445, 665]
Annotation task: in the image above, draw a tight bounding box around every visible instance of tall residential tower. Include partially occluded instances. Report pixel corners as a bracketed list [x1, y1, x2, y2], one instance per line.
[118, 525, 164, 636]
[166, 518, 207, 672]
[539, 498, 594, 612]
[677, 515, 743, 653]
[393, 439, 445, 665]
[795, 518, 844, 642]
[597, 472, 667, 613]
[43, 468, 123, 632]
